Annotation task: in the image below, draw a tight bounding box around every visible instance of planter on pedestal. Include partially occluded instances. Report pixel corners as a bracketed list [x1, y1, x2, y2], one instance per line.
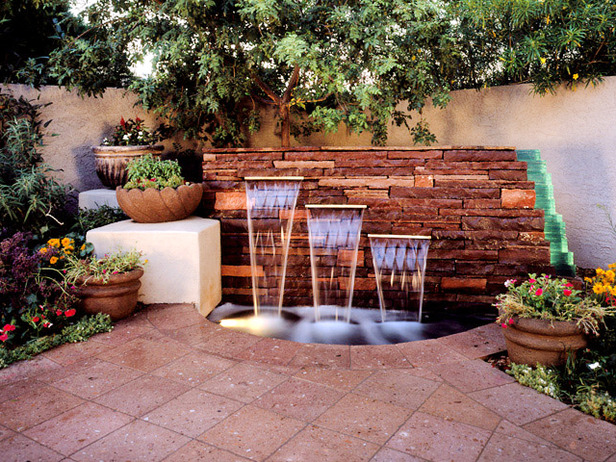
[76, 268, 144, 321]
[92, 145, 164, 188]
[116, 184, 203, 223]
[503, 317, 587, 366]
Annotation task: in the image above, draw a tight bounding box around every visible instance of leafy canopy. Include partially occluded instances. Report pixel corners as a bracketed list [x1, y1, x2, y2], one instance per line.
[51, 0, 459, 146]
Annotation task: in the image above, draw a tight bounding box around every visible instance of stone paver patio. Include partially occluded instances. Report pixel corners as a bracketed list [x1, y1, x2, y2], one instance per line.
[2, 303, 616, 461]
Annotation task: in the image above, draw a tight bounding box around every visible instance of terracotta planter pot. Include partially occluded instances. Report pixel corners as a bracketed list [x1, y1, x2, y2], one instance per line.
[76, 268, 144, 321]
[92, 145, 164, 188]
[503, 317, 587, 366]
[116, 183, 203, 223]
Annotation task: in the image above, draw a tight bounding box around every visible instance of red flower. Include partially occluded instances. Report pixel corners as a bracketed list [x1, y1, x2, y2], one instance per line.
[120, 117, 126, 128]
[564, 282, 574, 288]
[32, 316, 40, 323]
[0, 333, 7, 342]
[501, 323, 508, 329]
[64, 309, 76, 318]
[564, 289, 572, 296]
[43, 322, 51, 328]
[535, 288, 543, 296]
[135, 117, 142, 123]
[3, 324, 15, 332]
[56, 309, 63, 316]
[508, 318, 514, 325]
[529, 278, 536, 283]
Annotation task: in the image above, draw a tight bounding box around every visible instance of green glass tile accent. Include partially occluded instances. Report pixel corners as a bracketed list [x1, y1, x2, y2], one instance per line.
[517, 149, 576, 276]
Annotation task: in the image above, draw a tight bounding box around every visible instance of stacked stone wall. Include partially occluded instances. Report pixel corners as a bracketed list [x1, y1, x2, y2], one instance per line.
[202, 146, 552, 309]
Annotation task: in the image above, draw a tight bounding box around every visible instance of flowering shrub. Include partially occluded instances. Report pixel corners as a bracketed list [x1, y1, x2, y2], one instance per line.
[38, 234, 93, 270]
[101, 117, 163, 146]
[123, 154, 185, 191]
[585, 264, 616, 306]
[508, 363, 560, 398]
[0, 231, 80, 348]
[64, 249, 145, 285]
[495, 273, 613, 335]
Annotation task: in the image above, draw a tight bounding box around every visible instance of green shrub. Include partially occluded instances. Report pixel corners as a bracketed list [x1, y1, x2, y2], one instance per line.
[73, 206, 127, 234]
[123, 154, 185, 190]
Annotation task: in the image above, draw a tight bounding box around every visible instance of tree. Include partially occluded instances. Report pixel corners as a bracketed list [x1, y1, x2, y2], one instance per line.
[453, 0, 616, 94]
[52, 0, 459, 147]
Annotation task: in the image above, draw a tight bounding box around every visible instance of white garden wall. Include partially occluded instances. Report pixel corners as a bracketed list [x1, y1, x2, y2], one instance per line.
[4, 79, 616, 268]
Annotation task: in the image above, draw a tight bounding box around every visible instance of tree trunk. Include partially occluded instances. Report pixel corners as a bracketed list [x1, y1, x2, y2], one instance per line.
[280, 104, 291, 147]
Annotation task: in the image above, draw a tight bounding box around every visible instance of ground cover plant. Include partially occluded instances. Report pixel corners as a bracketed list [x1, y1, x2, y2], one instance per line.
[494, 268, 616, 423]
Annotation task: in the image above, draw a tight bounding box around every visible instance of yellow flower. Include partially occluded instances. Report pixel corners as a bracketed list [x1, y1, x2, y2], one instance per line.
[65, 250, 71, 255]
[49, 256, 59, 265]
[573, 73, 579, 80]
[80, 244, 86, 251]
[584, 276, 593, 283]
[609, 263, 616, 269]
[39, 247, 48, 254]
[540, 57, 546, 65]
[546, 15, 550, 24]
[48, 238, 60, 248]
[61, 237, 73, 248]
[65, 245, 74, 252]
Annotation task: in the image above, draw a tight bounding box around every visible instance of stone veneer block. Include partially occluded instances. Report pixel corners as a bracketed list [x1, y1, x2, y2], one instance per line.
[86, 217, 221, 316]
[78, 189, 119, 210]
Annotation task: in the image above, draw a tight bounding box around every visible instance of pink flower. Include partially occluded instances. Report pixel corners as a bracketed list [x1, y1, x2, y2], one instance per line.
[0, 333, 7, 342]
[564, 282, 574, 288]
[3, 324, 15, 332]
[564, 289, 572, 296]
[529, 278, 536, 284]
[64, 309, 76, 318]
[508, 318, 514, 325]
[501, 323, 508, 329]
[535, 288, 543, 296]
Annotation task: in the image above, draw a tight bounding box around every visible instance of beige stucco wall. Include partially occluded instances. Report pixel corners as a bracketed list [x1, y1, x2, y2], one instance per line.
[4, 80, 616, 268]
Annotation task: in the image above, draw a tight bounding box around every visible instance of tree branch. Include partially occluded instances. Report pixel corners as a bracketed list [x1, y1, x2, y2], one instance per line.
[251, 73, 281, 104]
[282, 65, 300, 103]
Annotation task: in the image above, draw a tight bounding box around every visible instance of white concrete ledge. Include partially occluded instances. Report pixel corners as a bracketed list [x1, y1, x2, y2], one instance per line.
[79, 189, 119, 210]
[86, 217, 221, 316]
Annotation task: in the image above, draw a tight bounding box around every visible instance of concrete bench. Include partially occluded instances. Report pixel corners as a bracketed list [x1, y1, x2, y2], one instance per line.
[86, 216, 221, 316]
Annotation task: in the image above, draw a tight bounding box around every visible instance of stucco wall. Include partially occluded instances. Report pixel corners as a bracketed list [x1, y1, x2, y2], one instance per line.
[4, 79, 616, 268]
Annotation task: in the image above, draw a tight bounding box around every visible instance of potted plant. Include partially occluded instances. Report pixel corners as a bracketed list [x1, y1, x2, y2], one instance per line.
[92, 117, 165, 188]
[115, 154, 203, 223]
[496, 274, 615, 366]
[65, 249, 146, 321]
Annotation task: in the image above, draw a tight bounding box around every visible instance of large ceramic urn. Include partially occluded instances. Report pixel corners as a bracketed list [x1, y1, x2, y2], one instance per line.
[116, 184, 203, 223]
[92, 145, 164, 188]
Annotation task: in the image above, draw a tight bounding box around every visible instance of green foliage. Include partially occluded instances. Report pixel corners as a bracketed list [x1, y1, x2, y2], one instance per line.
[124, 154, 185, 190]
[72, 205, 127, 235]
[0, 313, 113, 369]
[495, 274, 614, 334]
[453, 0, 616, 94]
[0, 92, 70, 236]
[101, 117, 165, 146]
[52, 0, 460, 146]
[64, 249, 145, 285]
[508, 363, 561, 398]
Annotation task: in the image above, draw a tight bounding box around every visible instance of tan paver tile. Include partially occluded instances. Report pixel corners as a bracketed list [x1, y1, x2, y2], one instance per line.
[43, 358, 143, 399]
[147, 303, 206, 331]
[351, 344, 410, 369]
[143, 389, 243, 437]
[97, 336, 191, 372]
[194, 329, 261, 359]
[71, 419, 190, 462]
[89, 319, 153, 347]
[236, 337, 303, 366]
[0, 424, 14, 442]
[523, 408, 616, 460]
[151, 352, 236, 386]
[288, 343, 351, 369]
[163, 322, 226, 346]
[387, 411, 491, 462]
[0, 384, 83, 431]
[314, 393, 412, 444]
[478, 432, 581, 461]
[354, 369, 440, 410]
[94, 374, 190, 417]
[396, 339, 467, 367]
[269, 424, 379, 462]
[0, 377, 42, 403]
[371, 447, 425, 462]
[469, 382, 568, 425]
[200, 362, 288, 403]
[437, 324, 506, 359]
[0, 355, 62, 386]
[494, 419, 559, 446]
[41, 340, 111, 366]
[426, 359, 514, 393]
[293, 368, 373, 392]
[418, 383, 501, 431]
[0, 433, 64, 462]
[162, 440, 251, 461]
[24, 402, 133, 456]
[254, 376, 344, 421]
[199, 405, 305, 461]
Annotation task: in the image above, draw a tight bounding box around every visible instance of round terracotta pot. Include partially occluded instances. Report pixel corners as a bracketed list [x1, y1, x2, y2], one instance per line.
[503, 317, 587, 366]
[76, 268, 144, 321]
[115, 183, 203, 223]
[92, 145, 164, 188]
